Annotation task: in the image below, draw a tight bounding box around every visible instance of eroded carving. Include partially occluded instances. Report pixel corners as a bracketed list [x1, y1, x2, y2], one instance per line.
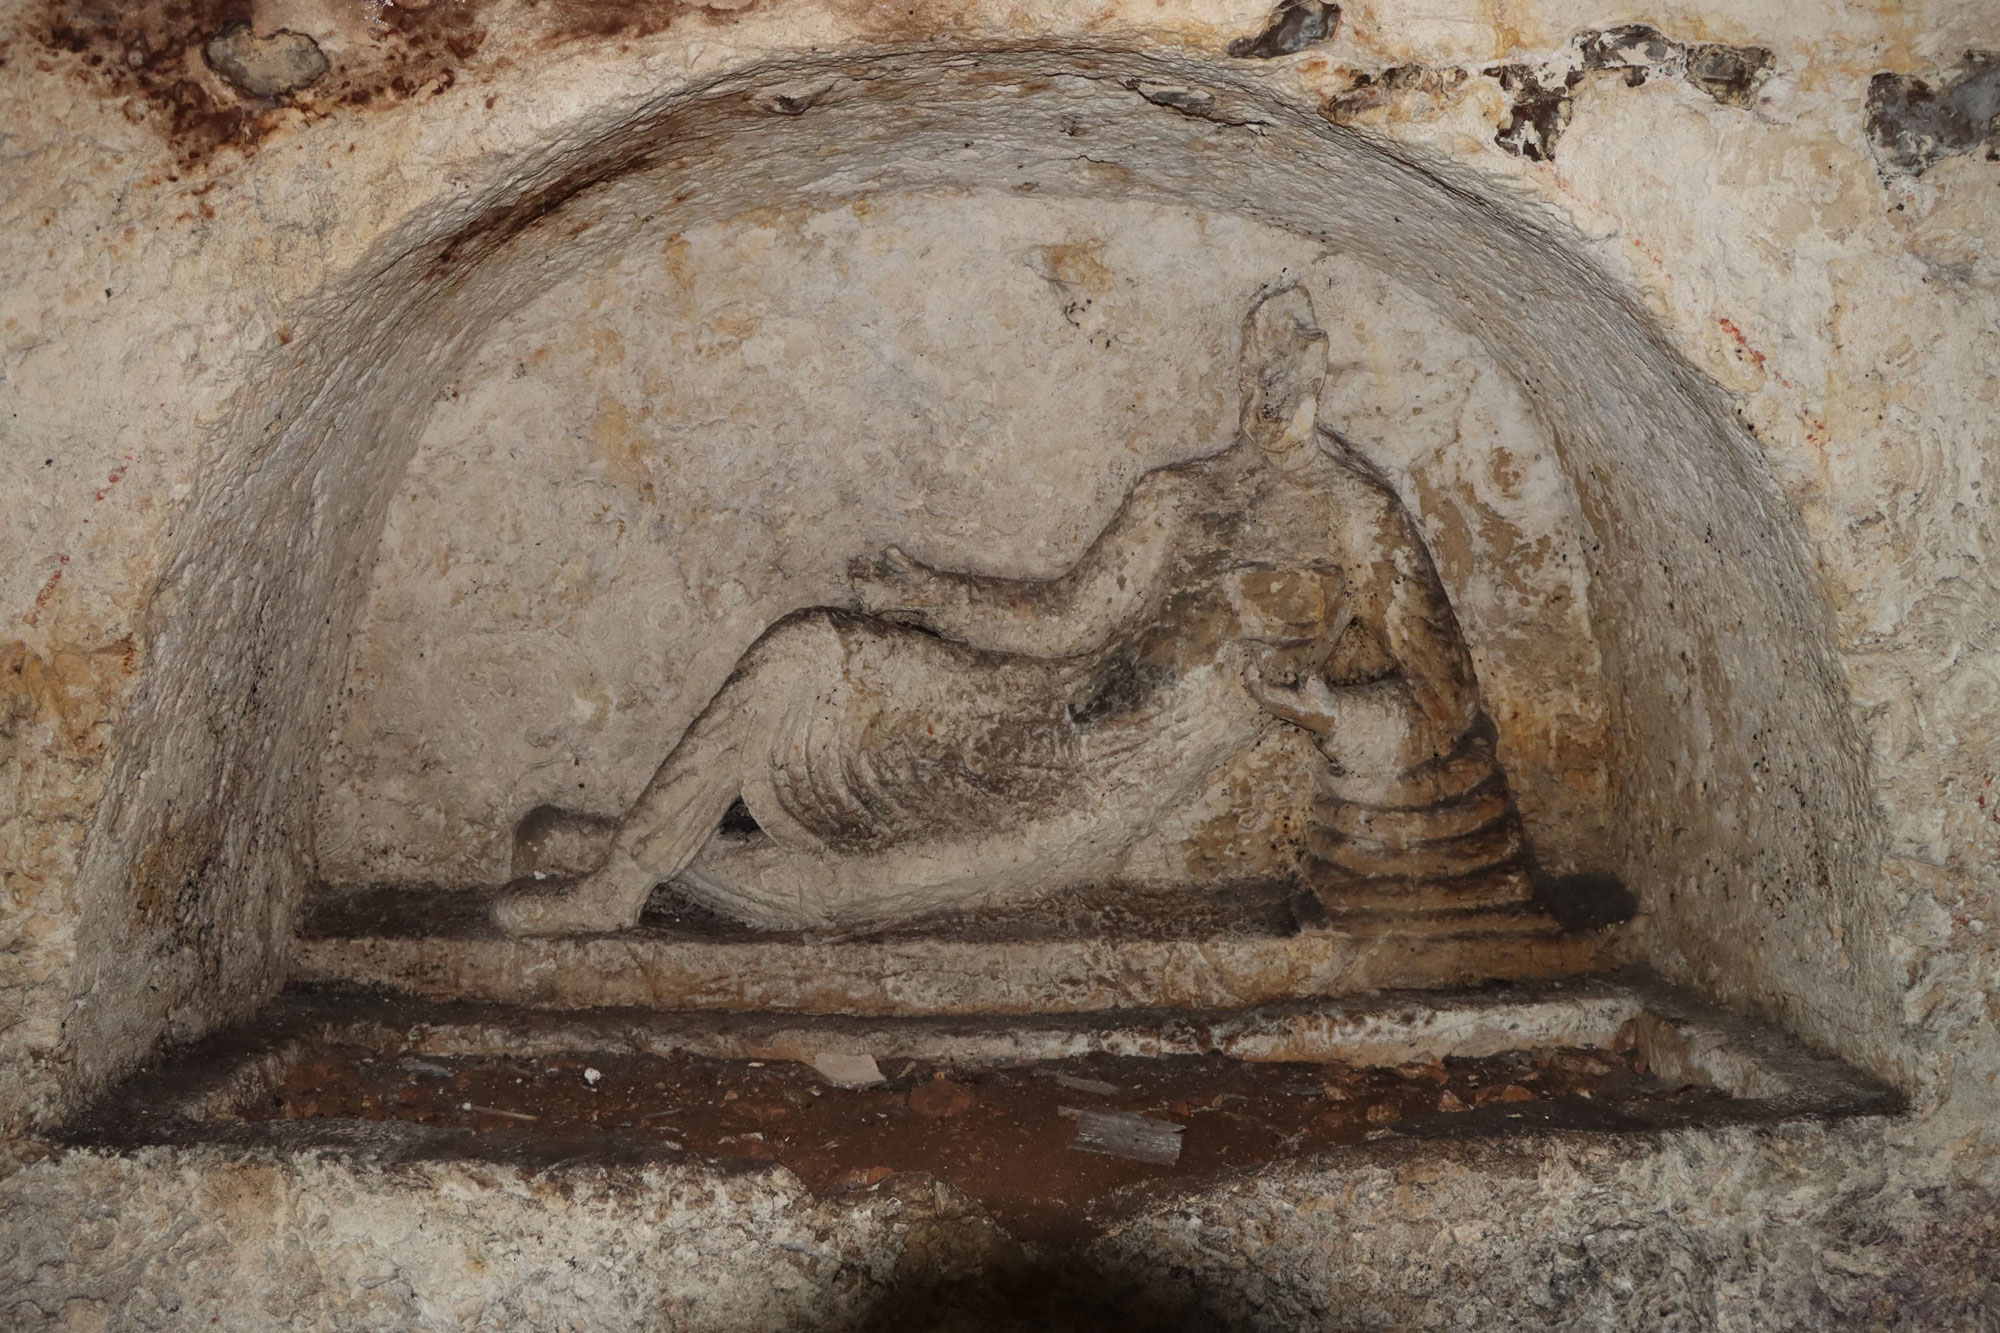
[495, 287, 1530, 935]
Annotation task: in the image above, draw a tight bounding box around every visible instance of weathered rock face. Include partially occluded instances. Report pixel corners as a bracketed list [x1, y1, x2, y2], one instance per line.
[2, 0, 1997, 1319]
[1, 1121, 1992, 1330]
[201, 24, 329, 99]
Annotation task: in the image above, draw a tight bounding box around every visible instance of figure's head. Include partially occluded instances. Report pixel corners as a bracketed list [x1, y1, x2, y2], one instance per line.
[1239, 285, 1329, 460]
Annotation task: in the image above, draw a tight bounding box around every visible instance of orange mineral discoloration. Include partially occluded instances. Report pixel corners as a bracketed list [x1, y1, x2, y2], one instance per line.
[1716, 315, 1766, 373]
[23, 455, 137, 629]
[1716, 314, 1799, 392]
[1, 636, 141, 756]
[21, 557, 69, 631]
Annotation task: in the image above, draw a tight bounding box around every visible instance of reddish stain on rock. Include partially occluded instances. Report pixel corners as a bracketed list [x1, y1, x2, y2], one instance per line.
[22, 555, 69, 629]
[35, 0, 491, 167]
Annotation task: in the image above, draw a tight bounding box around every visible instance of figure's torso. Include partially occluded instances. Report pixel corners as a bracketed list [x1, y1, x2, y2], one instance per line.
[1066, 452, 1397, 726]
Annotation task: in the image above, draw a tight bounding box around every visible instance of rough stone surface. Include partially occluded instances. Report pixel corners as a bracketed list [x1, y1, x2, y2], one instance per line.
[0, 1120, 1987, 1330]
[1094, 1121, 2000, 1331]
[1866, 50, 2000, 176]
[0, 1149, 1023, 1330]
[2, 0, 1997, 1320]
[291, 903, 1619, 1014]
[202, 25, 331, 100]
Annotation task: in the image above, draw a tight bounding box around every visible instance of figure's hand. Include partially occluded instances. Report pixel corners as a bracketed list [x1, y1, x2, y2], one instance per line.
[1249, 650, 1434, 774]
[848, 546, 938, 625]
[1243, 647, 1343, 734]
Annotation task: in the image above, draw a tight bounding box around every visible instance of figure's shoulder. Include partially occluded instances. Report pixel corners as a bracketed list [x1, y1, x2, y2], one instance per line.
[1298, 450, 1421, 553]
[1238, 449, 1399, 515]
[1126, 457, 1216, 508]
[1312, 447, 1403, 504]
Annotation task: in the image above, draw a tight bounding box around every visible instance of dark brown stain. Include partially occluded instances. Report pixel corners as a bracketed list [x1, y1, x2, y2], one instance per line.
[34, 6, 1773, 177]
[130, 812, 225, 938]
[409, 55, 821, 286]
[41, 0, 259, 162]
[34, 0, 491, 167]
[1574, 23, 1676, 72]
[526, 0, 680, 42]
[1225, 0, 1340, 61]
[424, 144, 646, 277]
[1683, 41, 1773, 108]
[1486, 61, 1579, 162]
[228, 1036, 1689, 1246]
[1866, 50, 2000, 177]
[1530, 869, 1638, 934]
[1573, 23, 1771, 108]
[1481, 27, 1775, 162]
[1066, 645, 1176, 728]
[1321, 64, 1468, 122]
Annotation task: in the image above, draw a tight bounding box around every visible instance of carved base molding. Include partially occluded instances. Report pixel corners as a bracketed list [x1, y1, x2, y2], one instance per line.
[298, 881, 1621, 1016]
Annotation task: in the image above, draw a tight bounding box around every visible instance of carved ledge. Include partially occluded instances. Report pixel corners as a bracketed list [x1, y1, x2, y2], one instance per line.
[296, 880, 1622, 1015]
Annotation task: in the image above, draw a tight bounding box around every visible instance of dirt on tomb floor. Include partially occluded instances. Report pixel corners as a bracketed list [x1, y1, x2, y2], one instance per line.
[233, 1042, 1725, 1244]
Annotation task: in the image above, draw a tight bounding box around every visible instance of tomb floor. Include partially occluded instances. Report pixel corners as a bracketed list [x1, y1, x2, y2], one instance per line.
[66, 978, 1886, 1250]
[19, 973, 1912, 1329]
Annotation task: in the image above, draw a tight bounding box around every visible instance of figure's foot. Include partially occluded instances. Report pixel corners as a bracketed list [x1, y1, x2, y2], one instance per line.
[491, 852, 658, 936]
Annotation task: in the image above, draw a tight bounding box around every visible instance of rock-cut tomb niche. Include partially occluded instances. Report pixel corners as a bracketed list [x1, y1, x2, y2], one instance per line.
[315, 191, 1612, 932]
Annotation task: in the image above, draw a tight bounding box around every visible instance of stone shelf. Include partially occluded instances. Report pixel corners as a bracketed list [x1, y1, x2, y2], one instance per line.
[62, 973, 1895, 1164]
[293, 880, 1623, 1015]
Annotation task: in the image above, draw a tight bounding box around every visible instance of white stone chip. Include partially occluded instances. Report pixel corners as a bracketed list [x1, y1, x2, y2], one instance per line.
[1062, 1108, 1184, 1165]
[813, 1053, 885, 1088]
[1034, 1069, 1120, 1097]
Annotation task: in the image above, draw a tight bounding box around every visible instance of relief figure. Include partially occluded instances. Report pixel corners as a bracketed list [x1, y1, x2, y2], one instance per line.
[495, 286, 1530, 935]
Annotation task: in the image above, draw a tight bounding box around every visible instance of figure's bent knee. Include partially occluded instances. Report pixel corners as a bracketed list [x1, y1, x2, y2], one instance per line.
[662, 611, 846, 755]
[731, 607, 849, 678]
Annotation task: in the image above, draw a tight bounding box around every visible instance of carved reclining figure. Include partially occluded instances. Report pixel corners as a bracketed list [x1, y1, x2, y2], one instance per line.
[495, 287, 1530, 935]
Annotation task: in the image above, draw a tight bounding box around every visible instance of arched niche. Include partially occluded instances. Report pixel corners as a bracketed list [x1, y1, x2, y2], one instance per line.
[68, 44, 1883, 1104]
[313, 192, 1612, 894]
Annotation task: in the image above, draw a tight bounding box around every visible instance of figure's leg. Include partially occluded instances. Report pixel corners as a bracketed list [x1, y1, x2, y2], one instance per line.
[493, 694, 751, 936]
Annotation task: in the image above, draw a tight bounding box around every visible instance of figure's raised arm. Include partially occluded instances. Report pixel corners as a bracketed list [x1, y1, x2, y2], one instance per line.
[848, 466, 1201, 658]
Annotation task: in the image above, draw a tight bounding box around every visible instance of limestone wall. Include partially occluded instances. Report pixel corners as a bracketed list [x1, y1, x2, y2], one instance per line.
[0, 0, 1994, 1176]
